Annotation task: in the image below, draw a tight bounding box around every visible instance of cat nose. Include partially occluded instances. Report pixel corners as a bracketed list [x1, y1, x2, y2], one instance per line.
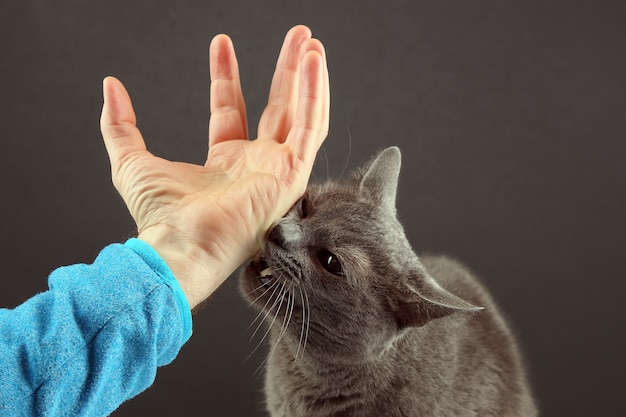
[268, 222, 302, 249]
[268, 224, 286, 248]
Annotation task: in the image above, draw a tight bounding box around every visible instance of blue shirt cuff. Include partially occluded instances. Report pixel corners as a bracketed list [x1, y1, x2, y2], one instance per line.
[124, 238, 193, 343]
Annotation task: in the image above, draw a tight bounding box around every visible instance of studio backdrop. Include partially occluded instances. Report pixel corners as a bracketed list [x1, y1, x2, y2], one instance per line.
[1, 1, 624, 416]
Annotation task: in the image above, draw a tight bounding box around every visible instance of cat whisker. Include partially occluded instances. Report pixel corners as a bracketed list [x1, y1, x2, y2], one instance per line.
[257, 282, 288, 343]
[252, 354, 269, 380]
[245, 265, 290, 298]
[271, 282, 296, 356]
[245, 275, 274, 297]
[247, 281, 282, 336]
[246, 275, 277, 300]
[295, 285, 306, 360]
[245, 282, 288, 362]
[247, 268, 292, 332]
[312, 143, 328, 183]
[252, 282, 295, 378]
[338, 122, 352, 180]
[295, 284, 311, 360]
[322, 143, 330, 181]
[304, 287, 311, 358]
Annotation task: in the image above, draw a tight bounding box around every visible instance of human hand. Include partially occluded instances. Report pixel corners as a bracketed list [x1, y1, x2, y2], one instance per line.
[100, 25, 329, 309]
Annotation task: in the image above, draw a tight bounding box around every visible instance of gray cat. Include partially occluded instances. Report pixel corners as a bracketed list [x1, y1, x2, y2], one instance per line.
[240, 147, 537, 417]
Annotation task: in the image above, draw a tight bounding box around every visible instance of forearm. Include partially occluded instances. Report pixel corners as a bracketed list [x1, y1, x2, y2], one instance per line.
[0, 240, 192, 416]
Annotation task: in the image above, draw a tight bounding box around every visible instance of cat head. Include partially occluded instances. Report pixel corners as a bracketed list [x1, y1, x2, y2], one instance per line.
[240, 147, 481, 359]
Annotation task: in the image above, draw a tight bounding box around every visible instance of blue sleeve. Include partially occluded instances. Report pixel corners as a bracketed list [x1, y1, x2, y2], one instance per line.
[0, 238, 193, 416]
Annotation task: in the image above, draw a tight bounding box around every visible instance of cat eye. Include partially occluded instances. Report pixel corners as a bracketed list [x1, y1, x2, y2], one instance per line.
[317, 249, 344, 276]
[299, 197, 310, 218]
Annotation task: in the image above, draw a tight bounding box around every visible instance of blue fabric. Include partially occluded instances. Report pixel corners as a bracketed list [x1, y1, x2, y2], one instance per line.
[0, 240, 193, 416]
[124, 238, 193, 341]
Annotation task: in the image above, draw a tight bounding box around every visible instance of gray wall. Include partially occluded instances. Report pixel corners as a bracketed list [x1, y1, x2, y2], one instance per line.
[2, 1, 625, 416]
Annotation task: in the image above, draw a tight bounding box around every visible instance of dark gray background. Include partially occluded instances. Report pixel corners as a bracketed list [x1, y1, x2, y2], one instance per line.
[1, 1, 624, 416]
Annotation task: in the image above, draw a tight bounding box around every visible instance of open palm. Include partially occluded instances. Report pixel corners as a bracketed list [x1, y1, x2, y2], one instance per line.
[100, 26, 329, 308]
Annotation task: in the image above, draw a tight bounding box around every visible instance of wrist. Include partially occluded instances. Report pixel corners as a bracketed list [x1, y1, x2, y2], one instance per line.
[137, 227, 228, 310]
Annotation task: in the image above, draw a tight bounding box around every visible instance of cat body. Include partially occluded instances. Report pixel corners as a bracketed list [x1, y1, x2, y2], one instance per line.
[240, 147, 537, 417]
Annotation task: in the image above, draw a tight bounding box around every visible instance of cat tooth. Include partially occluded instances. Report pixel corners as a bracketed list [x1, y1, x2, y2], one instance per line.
[260, 267, 273, 277]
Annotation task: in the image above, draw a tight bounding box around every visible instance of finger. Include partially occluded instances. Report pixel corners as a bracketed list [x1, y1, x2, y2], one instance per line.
[208, 34, 248, 149]
[286, 49, 327, 165]
[303, 38, 330, 140]
[257, 25, 312, 141]
[100, 76, 147, 174]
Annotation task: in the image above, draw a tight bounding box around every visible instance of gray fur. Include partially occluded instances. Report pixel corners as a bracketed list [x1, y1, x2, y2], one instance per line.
[240, 147, 537, 416]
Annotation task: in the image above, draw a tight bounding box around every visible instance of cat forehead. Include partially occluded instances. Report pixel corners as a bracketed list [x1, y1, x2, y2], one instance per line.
[307, 182, 398, 231]
[308, 182, 369, 209]
[307, 182, 406, 247]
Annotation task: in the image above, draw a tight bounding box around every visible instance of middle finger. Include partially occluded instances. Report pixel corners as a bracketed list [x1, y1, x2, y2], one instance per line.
[257, 25, 312, 141]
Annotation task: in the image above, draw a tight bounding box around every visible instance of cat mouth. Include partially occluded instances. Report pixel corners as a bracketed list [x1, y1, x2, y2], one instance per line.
[248, 256, 275, 289]
[245, 254, 299, 305]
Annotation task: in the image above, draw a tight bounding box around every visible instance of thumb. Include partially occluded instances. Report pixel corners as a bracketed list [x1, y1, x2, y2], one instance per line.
[100, 76, 147, 174]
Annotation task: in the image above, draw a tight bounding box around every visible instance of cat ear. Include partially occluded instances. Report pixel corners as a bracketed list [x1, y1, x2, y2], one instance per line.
[358, 147, 401, 209]
[392, 275, 483, 329]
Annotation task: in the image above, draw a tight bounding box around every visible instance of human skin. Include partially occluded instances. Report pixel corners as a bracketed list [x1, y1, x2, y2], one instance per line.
[99, 25, 330, 309]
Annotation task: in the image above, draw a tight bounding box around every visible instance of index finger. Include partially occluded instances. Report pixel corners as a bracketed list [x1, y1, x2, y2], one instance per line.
[208, 34, 248, 149]
[286, 44, 329, 164]
[257, 25, 312, 141]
